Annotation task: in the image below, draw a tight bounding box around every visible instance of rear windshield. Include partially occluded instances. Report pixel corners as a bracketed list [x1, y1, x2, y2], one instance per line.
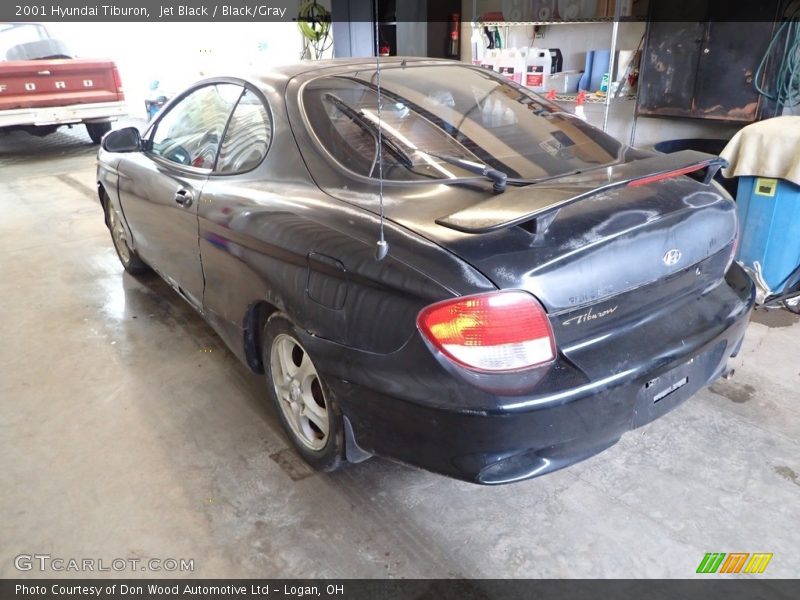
[302, 64, 623, 182]
[0, 24, 49, 61]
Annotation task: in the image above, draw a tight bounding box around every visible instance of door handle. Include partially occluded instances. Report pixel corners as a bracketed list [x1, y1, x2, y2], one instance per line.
[174, 189, 193, 207]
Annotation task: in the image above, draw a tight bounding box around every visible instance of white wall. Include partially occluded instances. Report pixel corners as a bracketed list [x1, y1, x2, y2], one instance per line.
[579, 101, 743, 148]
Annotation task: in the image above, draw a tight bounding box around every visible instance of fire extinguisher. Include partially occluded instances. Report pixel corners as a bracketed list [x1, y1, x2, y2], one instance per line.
[448, 13, 460, 58]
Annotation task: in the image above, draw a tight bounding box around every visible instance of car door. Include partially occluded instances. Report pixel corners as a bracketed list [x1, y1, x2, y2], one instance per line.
[196, 87, 275, 355]
[116, 82, 244, 309]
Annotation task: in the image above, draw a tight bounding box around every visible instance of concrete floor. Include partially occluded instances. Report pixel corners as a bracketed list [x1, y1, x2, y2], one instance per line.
[1, 128, 799, 579]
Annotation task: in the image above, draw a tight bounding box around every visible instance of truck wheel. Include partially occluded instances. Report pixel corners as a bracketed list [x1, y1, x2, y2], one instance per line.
[86, 122, 112, 144]
[262, 314, 346, 472]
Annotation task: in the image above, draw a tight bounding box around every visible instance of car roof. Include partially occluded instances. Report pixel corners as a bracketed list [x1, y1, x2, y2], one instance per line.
[246, 57, 459, 89]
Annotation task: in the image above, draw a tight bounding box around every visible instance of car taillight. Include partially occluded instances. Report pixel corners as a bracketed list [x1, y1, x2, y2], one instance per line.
[417, 291, 556, 372]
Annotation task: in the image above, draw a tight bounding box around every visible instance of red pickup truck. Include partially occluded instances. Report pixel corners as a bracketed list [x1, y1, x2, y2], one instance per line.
[0, 23, 127, 143]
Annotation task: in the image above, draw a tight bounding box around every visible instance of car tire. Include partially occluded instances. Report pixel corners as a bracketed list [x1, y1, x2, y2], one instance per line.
[86, 122, 112, 144]
[103, 193, 150, 275]
[262, 313, 346, 472]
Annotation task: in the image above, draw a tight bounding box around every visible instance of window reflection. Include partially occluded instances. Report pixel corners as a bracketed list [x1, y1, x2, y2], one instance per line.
[303, 65, 623, 182]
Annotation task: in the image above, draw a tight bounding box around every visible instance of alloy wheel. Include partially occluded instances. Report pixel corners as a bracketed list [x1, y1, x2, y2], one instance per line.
[269, 333, 329, 451]
[108, 207, 131, 264]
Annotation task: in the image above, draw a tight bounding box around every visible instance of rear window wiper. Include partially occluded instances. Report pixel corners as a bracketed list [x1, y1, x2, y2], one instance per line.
[323, 93, 414, 171]
[324, 93, 510, 193]
[418, 151, 508, 193]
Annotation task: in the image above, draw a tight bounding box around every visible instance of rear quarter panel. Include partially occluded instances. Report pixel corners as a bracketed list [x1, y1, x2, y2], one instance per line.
[197, 87, 496, 367]
[198, 176, 497, 362]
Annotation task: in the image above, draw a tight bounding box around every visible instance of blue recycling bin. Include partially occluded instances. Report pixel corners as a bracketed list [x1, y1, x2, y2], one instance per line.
[735, 176, 800, 294]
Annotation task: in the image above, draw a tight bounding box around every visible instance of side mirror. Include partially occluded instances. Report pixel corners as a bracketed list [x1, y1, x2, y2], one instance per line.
[102, 126, 142, 153]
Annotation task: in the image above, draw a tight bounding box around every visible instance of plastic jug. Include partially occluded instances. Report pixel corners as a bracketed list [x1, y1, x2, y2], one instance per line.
[470, 27, 484, 66]
[482, 48, 500, 72]
[525, 48, 552, 92]
[498, 48, 525, 84]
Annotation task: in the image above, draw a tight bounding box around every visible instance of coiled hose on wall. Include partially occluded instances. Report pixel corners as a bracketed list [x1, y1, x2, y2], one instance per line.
[755, 7, 800, 116]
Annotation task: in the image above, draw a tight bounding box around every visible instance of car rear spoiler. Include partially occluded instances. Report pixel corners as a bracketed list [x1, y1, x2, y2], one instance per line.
[435, 150, 729, 234]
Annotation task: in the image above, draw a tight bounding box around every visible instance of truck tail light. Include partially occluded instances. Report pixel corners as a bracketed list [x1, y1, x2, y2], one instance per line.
[111, 66, 124, 98]
[417, 291, 556, 372]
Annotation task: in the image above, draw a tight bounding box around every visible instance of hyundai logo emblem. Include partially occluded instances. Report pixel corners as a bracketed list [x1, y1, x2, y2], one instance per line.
[663, 249, 682, 266]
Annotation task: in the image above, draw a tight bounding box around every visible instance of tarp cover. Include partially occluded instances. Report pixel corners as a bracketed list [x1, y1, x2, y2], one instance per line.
[721, 116, 800, 187]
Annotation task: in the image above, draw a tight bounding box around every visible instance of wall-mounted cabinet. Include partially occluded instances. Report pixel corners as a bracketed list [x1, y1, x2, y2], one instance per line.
[635, 0, 781, 123]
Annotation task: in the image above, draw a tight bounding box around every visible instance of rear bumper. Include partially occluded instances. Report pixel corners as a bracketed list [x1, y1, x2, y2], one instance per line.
[0, 101, 128, 128]
[301, 265, 755, 484]
[333, 316, 747, 484]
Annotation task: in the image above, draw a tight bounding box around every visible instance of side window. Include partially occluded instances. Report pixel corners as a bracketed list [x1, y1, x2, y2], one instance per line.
[149, 83, 243, 169]
[215, 89, 272, 174]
